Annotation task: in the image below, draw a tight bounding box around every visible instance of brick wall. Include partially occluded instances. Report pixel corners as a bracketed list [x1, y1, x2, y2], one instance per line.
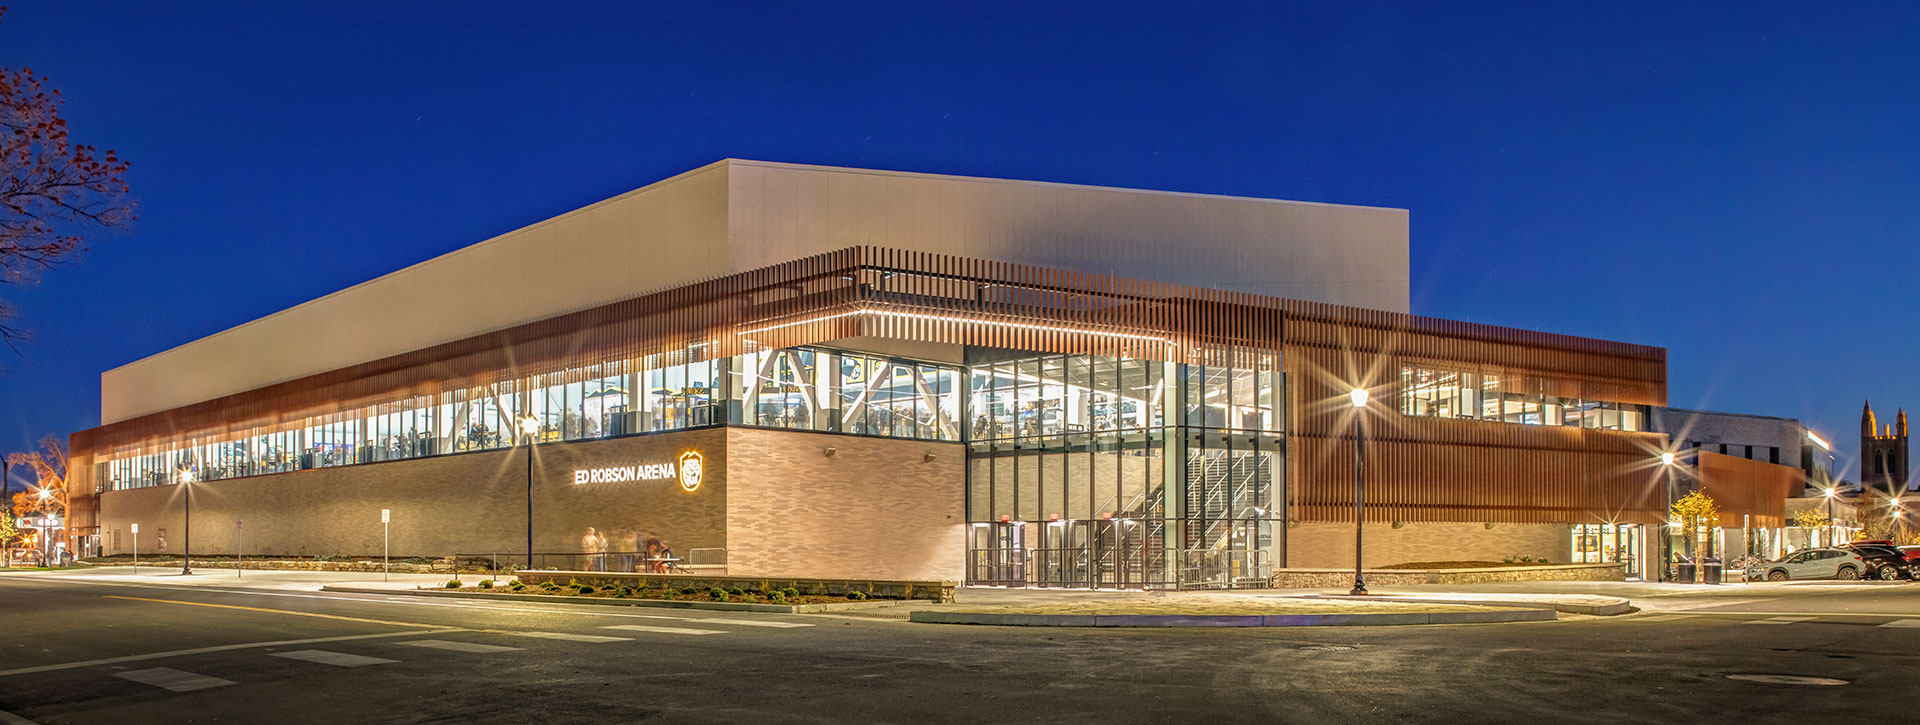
[725, 428, 965, 581]
[95, 428, 728, 560]
[1284, 521, 1570, 569]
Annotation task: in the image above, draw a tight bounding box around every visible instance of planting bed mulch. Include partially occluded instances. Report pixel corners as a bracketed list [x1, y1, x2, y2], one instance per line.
[1376, 561, 1558, 570]
[445, 580, 883, 605]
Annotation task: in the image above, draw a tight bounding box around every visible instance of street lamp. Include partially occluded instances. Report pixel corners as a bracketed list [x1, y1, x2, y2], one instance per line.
[1660, 452, 1677, 582]
[1349, 387, 1369, 596]
[520, 415, 541, 568]
[36, 489, 52, 566]
[179, 467, 197, 575]
[1823, 487, 1837, 547]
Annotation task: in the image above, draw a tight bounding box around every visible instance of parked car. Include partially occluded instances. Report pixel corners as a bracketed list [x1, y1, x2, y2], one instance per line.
[1745, 548, 1866, 582]
[1844, 543, 1912, 580]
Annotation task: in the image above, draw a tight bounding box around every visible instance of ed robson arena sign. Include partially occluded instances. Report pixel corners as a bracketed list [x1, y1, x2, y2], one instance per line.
[572, 450, 705, 492]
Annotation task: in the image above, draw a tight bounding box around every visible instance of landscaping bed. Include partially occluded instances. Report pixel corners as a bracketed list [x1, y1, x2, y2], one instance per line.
[444, 577, 884, 606]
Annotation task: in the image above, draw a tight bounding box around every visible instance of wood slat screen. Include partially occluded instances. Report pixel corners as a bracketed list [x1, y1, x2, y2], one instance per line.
[75, 246, 1669, 526]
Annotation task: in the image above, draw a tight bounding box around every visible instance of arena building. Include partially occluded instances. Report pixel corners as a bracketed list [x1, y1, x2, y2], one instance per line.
[66, 159, 1679, 588]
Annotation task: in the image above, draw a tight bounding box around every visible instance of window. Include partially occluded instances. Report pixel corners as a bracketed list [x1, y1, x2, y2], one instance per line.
[1399, 364, 1649, 432]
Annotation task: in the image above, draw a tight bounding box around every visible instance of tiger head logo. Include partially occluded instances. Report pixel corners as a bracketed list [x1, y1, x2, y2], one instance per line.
[678, 450, 705, 492]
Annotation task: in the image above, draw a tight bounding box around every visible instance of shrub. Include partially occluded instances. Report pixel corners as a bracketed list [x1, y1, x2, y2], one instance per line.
[576, 584, 596, 595]
[767, 591, 787, 604]
[568, 578, 582, 587]
[846, 590, 868, 601]
[540, 581, 561, 591]
[445, 579, 462, 589]
[711, 590, 730, 602]
[507, 581, 526, 591]
[679, 587, 698, 595]
[404, 557, 431, 564]
[726, 587, 745, 597]
[779, 586, 800, 599]
[613, 586, 633, 598]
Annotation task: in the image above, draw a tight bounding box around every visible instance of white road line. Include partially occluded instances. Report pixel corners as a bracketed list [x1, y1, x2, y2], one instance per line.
[1744, 616, 1817, 625]
[0, 629, 458, 678]
[270, 649, 399, 667]
[600, 624, 726, 636]
[114, 667, 237, 692]
[1631, 614, 1694, 622]
[1879, 619, 1920, 628]
[397, 639, 522, 653]
[507, 632, 632, 643]
[686, 619, 815, 628]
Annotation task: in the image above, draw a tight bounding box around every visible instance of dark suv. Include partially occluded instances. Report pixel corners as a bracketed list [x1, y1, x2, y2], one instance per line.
[1844, 542, 1912, 580]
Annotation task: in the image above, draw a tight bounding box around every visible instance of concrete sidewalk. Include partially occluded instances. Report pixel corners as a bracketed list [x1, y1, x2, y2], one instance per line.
[910, 593, 1555, 627]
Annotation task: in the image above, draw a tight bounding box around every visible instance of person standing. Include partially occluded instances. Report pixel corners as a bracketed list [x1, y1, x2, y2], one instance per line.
[615, 529, 639, 572]
[593, 528, 609, 573]
[579, 527, 600, 571]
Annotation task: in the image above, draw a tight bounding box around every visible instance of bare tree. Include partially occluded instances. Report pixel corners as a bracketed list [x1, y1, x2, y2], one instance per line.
[0, 6, 136, 350]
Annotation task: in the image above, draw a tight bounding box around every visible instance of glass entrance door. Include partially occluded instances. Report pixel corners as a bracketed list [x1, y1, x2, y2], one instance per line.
[968, 522, 1026, 586]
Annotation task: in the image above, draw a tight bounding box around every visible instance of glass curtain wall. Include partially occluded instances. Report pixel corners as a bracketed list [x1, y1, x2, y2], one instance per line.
[1399, 364, 1650, 431]
[966, 353, 1284, 589]
[102, 346, 961, 492]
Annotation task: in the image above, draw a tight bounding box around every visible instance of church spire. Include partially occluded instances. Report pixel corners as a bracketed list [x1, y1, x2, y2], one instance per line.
[1864, 400, 1878, 439]
[1900, 409, 1909, 439]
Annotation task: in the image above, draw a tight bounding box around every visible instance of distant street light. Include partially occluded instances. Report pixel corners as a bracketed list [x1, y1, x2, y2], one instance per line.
[180, 468, 197, 575]
[521, 416, 541, 568]
[1350, 387, 1369, 597]
[1824, 487, 1837, 547]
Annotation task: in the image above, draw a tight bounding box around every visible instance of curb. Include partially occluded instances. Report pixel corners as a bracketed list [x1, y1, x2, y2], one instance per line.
[319, 585, 906, 613]
[908, 607, 1553, 627]
[1308, 595, 1633, 617]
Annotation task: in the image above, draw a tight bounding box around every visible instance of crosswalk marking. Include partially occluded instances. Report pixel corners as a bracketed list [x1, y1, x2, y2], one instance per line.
[1632, 614, 1694, 622]
[600, 624, 726, 636]
[1879, 619, 1920, 628]
[270, 649, 398, 667]
[114, 667, 237, 692]
[686, 619, 814, 629]
[1744, 616, 1816, 625]
[397, 639, 522, 653]
[508, 631, 632, 643]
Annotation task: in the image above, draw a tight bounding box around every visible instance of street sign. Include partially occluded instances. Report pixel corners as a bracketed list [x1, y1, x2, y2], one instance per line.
[131, 523, 139, 534]
[381, 508, 390, 523]
[236, 520, 243, 529]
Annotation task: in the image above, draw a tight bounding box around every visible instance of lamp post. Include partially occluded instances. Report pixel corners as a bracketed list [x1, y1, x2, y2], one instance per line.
[1824, 487, 1837, 547]
[1660, 452, 1676, 582]
[1349, 387, 1369, 597]
[179, 468, 196, 575]
[36, 489, 53, 567]
[520, 416, 540, 569]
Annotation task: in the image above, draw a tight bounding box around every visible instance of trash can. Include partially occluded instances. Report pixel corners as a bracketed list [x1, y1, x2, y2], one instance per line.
[1702, 558, 1723, 585]
[1676, 561, 1696, 584]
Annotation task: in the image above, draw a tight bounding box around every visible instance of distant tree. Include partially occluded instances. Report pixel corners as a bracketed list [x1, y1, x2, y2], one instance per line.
[6, 435, 67, 521]
[0, 6, 135, 349]
[1670, 490, 1719, 558]
[1791, 508, 1829, 531]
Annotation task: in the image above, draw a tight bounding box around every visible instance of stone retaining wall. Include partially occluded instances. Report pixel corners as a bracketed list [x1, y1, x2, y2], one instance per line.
[514, 570, 956, 603]
[1269, 563, 1624, 588]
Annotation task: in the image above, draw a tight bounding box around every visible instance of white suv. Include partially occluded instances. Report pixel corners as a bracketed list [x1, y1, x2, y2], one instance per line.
[1747, 548, 1866, 582]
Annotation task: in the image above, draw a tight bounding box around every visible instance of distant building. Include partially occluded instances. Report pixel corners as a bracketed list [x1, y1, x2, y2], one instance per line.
[1860, 400, 1911, 497]
[1651, 407, 1834, 494]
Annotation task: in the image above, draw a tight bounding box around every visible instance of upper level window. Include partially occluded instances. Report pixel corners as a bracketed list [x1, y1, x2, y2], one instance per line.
[1399, 364, 1648, 432]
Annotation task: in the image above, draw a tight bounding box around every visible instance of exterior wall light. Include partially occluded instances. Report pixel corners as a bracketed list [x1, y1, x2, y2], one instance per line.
[824, 447, 837, 457]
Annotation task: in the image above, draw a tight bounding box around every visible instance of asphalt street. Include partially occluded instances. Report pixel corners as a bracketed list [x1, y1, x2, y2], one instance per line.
[2, 571, 1917, 724]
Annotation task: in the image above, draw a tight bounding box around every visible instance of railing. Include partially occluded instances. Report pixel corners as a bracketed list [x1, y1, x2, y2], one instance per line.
[455, 550, 727, 578]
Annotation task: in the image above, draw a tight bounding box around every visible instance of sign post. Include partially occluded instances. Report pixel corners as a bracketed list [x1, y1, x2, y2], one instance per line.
[236, 520, 244, 579]
[131, 523, 139, 572]
[381, 508, 391, 582]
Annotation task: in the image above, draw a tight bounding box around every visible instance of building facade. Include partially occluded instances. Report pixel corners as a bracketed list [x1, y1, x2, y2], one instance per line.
[66, 161, 1674, 588]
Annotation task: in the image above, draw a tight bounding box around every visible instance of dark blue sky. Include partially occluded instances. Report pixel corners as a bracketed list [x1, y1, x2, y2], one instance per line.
[1, 2, 1914, 482]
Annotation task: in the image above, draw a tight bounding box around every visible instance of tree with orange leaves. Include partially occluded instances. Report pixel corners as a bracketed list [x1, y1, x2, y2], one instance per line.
[7, 435, 67, 523]
[1, 6, 136, 350]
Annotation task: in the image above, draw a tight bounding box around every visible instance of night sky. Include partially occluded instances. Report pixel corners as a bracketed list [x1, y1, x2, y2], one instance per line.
[1, 2, 1914, 485]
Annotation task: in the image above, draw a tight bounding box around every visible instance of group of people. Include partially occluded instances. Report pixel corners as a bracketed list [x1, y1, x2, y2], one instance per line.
[578, 527, 678, 573]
